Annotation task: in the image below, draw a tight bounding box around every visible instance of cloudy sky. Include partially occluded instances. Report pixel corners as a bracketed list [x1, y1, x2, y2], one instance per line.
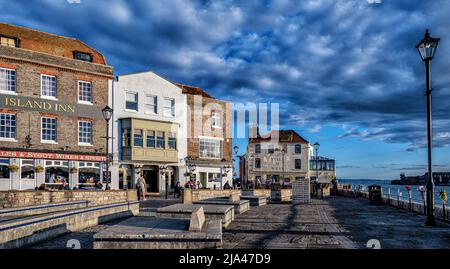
[2, 0, 450, 179]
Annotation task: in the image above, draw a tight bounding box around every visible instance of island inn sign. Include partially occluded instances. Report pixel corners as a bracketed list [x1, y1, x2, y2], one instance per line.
[0, 23, 113, 190]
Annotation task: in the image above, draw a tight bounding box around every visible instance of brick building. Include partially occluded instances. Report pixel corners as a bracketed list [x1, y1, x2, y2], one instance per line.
[176, 84, 233, 189]
[0, 23, 113, 190]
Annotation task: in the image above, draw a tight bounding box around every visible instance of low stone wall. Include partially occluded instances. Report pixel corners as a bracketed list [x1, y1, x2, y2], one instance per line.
[271, 189, 292, 202]
[336, 189, 449, 222]
[242, 189, 271, 197]
[0, 202, 139, 249]
[0, 190, 137, 209]
[0, 201, 89, 217]
[183, 189, 241, 204]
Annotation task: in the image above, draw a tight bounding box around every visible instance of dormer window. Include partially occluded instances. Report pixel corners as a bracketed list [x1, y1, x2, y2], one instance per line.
[0, 35, 19, 48]
[73, 51, 93, 62]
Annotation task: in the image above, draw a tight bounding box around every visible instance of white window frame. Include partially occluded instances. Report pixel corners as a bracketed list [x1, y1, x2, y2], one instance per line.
[41, 117, 57, 144]
[0, 67, 17, 94]
[0, 37, 17, 48]
[125, 91, 138, 112]
[163, 97, 175, 117]
[78, 80, 93, 105]
[199, 138, 222, 159]
[145, 94, 158, 114]
[20, 159, 36, 181]
[78, 120, 93, 146]
[0, 113, 17, 142]
[212, 111, 221, 129]
[41, 74, 57, 100]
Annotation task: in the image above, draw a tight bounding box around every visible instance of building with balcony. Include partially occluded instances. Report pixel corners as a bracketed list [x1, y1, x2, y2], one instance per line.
[0, 23, 114, 190]
[176, 84, 233, 189]
[111, 71, 187, 194]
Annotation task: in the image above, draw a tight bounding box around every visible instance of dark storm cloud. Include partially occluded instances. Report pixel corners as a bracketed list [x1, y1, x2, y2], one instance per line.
[2, 0, 450, 151]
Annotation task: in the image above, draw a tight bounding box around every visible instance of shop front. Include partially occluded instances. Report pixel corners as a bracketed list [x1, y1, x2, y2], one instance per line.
[0, 150, 107, 191]
[117, 163, 180, 195]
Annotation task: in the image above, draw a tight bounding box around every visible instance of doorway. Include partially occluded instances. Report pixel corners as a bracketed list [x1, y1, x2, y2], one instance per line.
[143, 169, 158, 193]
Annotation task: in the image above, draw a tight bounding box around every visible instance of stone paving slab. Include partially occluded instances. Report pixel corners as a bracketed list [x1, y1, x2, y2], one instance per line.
[240, 196, 268, 206]
[93, 216, 222, 249]
[223, 196, 450, 249]
[156, 204, 234, 228]
[194, 199, 250, 214]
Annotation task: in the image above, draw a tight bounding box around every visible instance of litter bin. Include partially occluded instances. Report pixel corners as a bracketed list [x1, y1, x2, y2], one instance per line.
[368, 185, 382, 204]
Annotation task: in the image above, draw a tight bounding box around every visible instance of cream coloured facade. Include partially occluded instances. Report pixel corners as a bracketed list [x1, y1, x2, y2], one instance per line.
[244, 129, 336, 188]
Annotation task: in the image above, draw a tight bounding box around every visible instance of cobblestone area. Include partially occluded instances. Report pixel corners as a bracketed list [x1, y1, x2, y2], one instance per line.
[223, 199, 357, 249]
[223, 196, 450, 249]
[29, 196, 450, 249]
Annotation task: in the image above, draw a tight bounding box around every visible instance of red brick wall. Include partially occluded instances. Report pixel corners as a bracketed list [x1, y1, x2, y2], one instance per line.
[0, 48, 111, 155]
[186, 94, 233, 164]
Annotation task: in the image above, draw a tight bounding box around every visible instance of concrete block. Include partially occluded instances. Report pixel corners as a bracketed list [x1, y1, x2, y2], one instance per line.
[156, 204, 234, 228]
[189, 207, 205, 232]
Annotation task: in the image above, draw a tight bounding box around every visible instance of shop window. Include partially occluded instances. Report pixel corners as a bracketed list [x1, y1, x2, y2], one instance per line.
[45, 162, 69, 184]
[119, 164, 133, 189]
[207, 173, 221, 183]
[21, 160, 35, 180]
[0, 159, 9, 179]
[78, 162, 100, 184]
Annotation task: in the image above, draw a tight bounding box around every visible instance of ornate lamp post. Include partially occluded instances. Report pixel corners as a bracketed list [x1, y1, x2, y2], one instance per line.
[101, 106, 113, 190]
[416, 29, 440, 226]
[233, 146, 239, 188]
[314, 142, 320, 198]
[159, 165, 168, 199]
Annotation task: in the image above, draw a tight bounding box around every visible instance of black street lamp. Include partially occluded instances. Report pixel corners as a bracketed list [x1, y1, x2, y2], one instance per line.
[159, 165, 168, 199]
[233, 145, 239, 188]
[314, 142, 321, 198]
[102, 106, 113, 190]
[416, 29, 440, 226]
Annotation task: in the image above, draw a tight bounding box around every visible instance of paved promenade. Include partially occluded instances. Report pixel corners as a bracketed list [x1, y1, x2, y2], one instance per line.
[223, 196, 450, 249]
[30, 196, 450, 249]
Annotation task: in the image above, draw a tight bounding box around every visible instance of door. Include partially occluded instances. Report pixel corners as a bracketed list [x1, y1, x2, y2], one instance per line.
[200, 172, 207, 189]
[143, 169, 158, 193]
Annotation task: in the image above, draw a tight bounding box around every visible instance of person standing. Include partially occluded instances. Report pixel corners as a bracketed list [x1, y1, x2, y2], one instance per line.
[137, 175, 147, 201]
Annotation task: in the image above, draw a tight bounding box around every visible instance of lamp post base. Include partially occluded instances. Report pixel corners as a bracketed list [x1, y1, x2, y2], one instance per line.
[425, 218, 437, 227]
